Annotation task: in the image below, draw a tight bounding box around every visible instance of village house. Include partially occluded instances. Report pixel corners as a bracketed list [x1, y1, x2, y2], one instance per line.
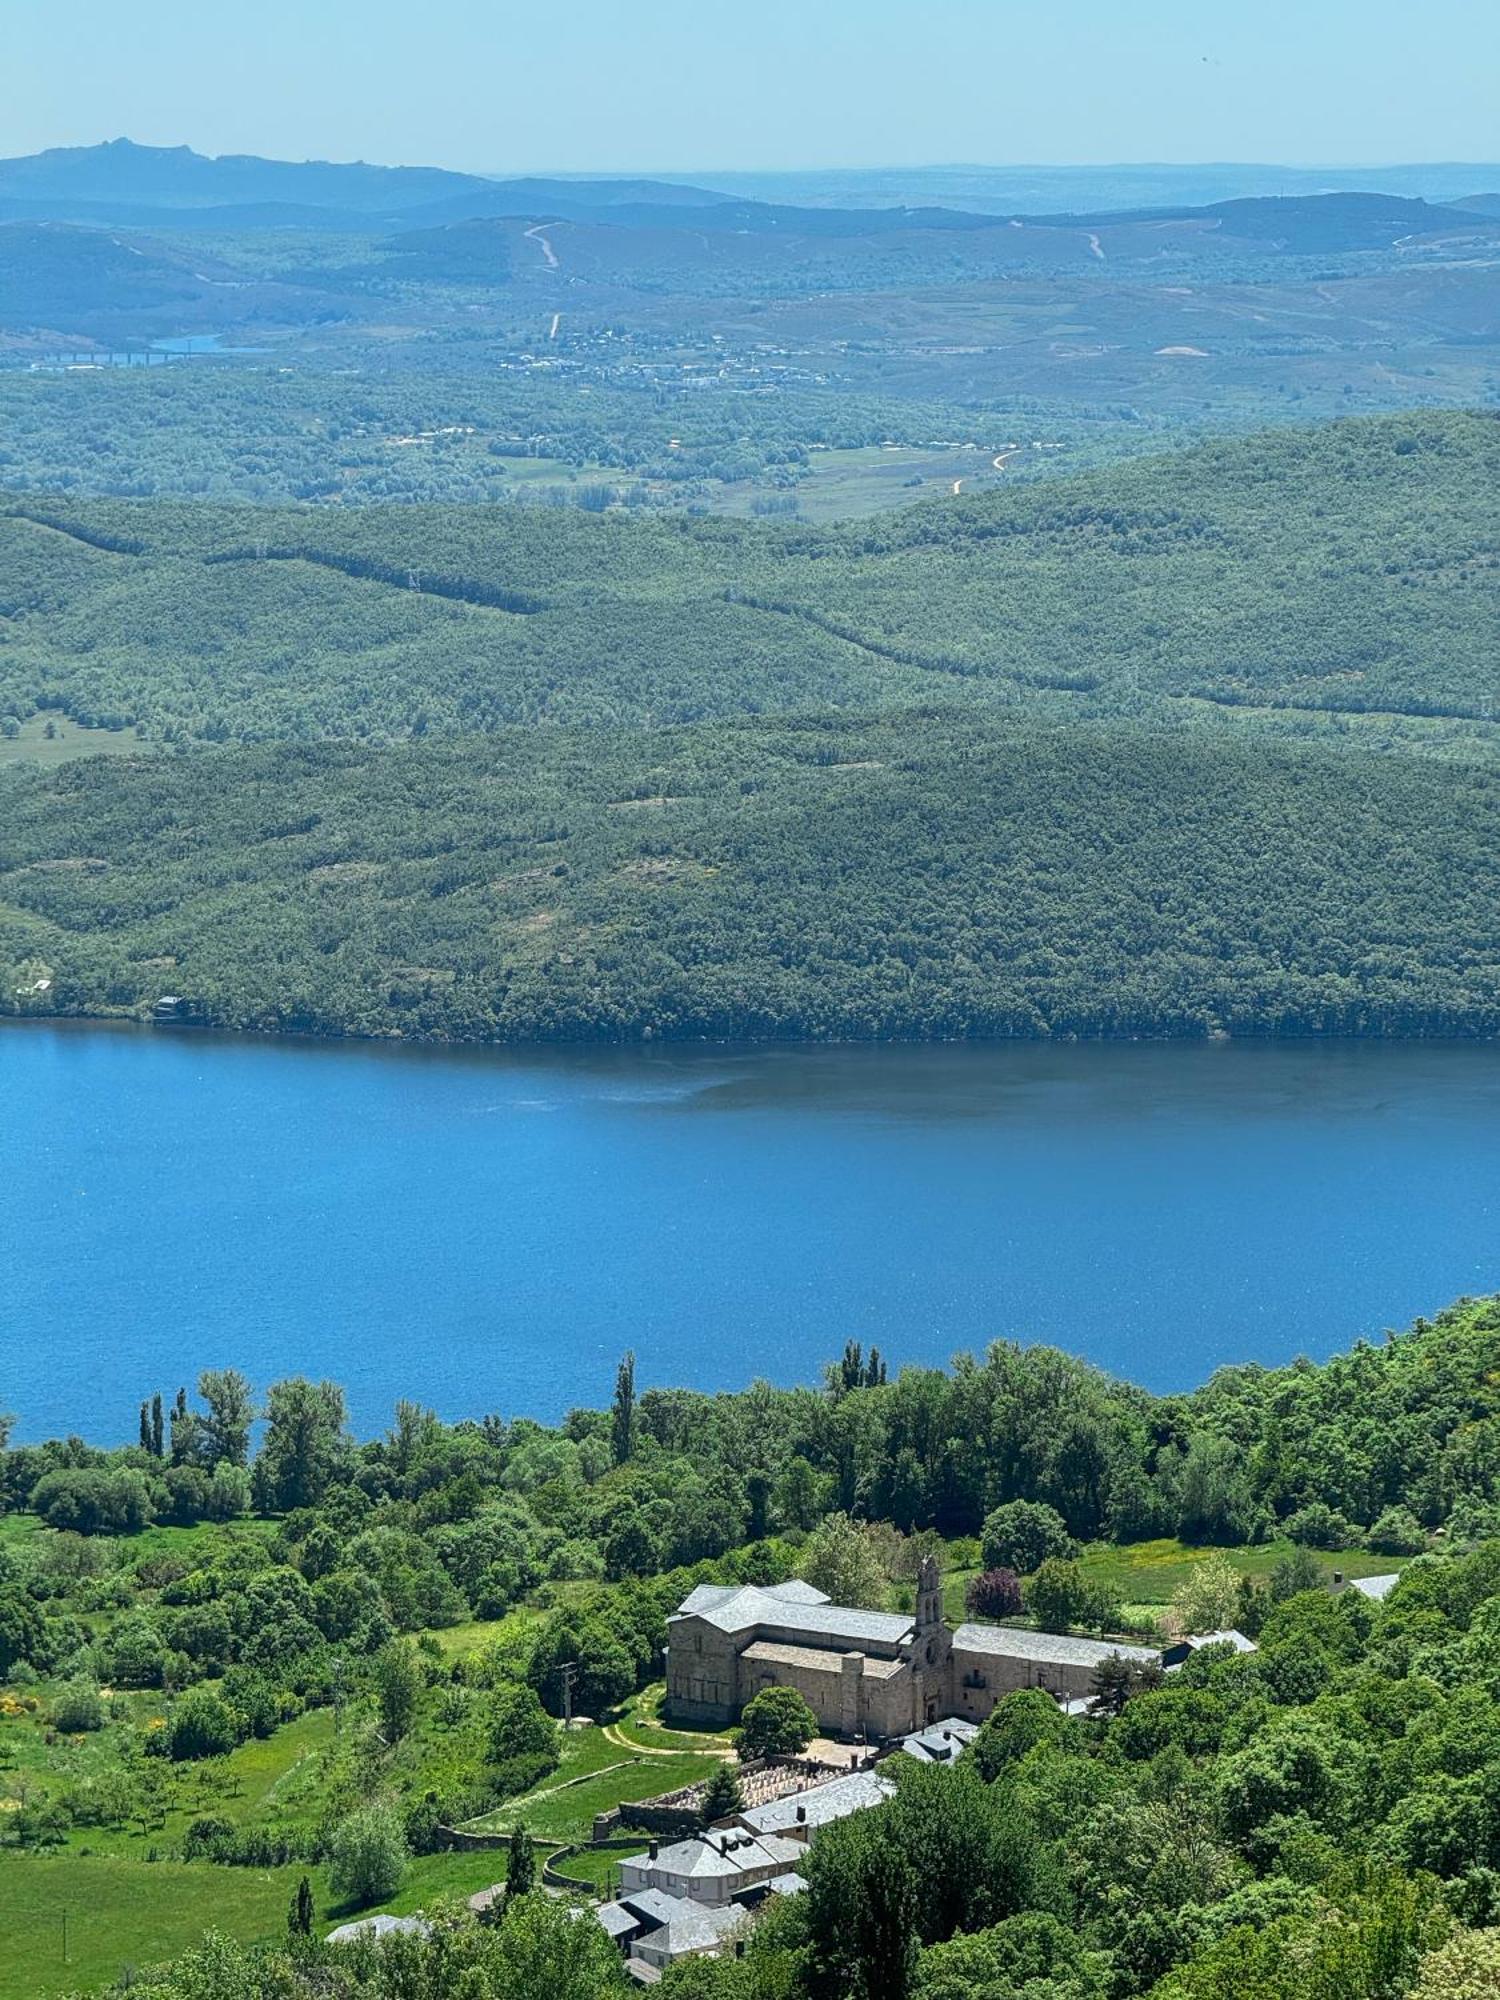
[733, 1766, 896, 1842]
[618, 1829, 805, 1906]
[1160, 1629, 1258, 1670]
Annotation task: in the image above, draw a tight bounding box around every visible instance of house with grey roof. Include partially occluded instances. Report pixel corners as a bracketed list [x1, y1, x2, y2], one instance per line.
[949, 1620, 1159, 1711]
[595, 1877, 781, 1971]
[734, 1766, 896, 1841]
[1161, 1629, 1258, 1670]
[1349, 1572, 1401, 1602]
[619, 1830, 805, 1906]
[898, 1716, 979, 1763]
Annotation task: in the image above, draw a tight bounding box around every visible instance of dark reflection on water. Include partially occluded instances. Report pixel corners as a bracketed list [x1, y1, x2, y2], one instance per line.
[3, 1023, 1498, 1442]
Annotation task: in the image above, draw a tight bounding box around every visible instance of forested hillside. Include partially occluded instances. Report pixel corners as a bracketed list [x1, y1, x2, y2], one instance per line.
[4, 717, 1500, 1039]
[1, 413, 1498, 1043]
[3, 414, 1496, 740]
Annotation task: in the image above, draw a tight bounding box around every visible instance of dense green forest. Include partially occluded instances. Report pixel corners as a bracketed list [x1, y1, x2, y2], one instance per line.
[3, 414, 1496, 740]
[1, 413, 1497, 1042]
[7, 1298, 1500, 1997]
[4, 715, 1500, 1039]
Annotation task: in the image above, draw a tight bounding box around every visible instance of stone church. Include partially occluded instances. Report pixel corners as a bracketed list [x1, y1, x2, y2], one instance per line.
[665, 1558, 1160, 1739]
[664, 1558, 952, 1741]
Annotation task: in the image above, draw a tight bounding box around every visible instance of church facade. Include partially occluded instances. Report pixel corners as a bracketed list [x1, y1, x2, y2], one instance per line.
[665, 1559, 951, 1742]
[665, 1559, 1159, 1739]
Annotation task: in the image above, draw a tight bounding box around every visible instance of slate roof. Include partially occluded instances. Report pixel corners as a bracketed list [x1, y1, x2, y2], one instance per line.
[899, 1716, 979, 1762]
[675, 1579, 829, 1618]
[1166, 1629, 1258, 1659]
[631, 1897, 747, 1957]
[625, 1832, 802, 1882]
[619, 1887, 684, 1928]
[672, 1583, 913, 1648]
[1351, 1573, 1401, 1602]
[597, 1901, 644, 1939]
[739, 1768, 895, 1836]
[738, 1638, 904, 1682]
[952, 1621, 1159, 1669]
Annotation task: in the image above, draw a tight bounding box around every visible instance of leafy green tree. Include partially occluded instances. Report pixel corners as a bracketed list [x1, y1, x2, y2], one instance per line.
[197, 1368, 255, 1468]
[738, 1685, 819, 1760]
[1172, 1555, 1244, 1634]
[1024, 1558, 1119, 1634]
[0, 1583, 47, 1676]
[1269, 1547, 1325, 1601]
[287, 1875, 314, 1938]
[969, 1688, 1071, 1781]
[803, 1806, 919, 2000]
[1367, 1507, 1426, 1556]
[253, 1378, 349, 1511]
[327, 1803, 408, 1907]
[488, 1683, 556, 1765]
[1412, 1927, 1500, 2000]
[799, 1512, 890, 1609]
[167, 1687, 241, 1761]
[611, 1352, 636, 1465]
[980, 1501, 1074, 1576]
[29, 1467, 153, 1535]
[52, 1680, 106, 1732]
[372, 1639, 423, 1744]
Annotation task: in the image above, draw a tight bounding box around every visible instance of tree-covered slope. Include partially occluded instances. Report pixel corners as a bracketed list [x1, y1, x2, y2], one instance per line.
[1, 413, 1496, 743]
[4, 714, 1499, 1040]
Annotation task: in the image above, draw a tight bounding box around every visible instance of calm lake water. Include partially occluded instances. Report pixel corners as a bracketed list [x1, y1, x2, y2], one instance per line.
[4, 1025, 1499, 1444]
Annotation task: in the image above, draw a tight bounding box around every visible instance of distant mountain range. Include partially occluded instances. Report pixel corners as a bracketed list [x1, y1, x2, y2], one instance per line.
[2, 141, 1498, 343]
[0, 140, 731, 231]
[4, 140, 1499, 236]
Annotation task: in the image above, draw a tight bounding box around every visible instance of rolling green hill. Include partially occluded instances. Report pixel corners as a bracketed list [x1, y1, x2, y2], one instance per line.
[2, 413, 1497, 742]
[2, 412, 1497, 1044]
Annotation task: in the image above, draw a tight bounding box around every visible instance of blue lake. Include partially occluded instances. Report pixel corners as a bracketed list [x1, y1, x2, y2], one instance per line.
[4, 1024, 1499, 1444]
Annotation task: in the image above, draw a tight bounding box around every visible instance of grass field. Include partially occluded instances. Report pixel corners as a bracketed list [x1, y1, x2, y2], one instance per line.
[0, 714, 145, 768]
[1076, 1538, 1406, 1608]
[936, 1536, 1408, 1633]
[0, 1854, 303, 2000]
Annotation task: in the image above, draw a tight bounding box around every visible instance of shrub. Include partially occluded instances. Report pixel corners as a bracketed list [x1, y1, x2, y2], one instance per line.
[489, 1751, 557, 1802]
[738, 1685, 819, 1759]
[29, 1468, 154, 1536]
[1367, 1507, 1427, 1556]
[167, 1687, 241, 1761]
[965, 1569, 1023, 1619]
[487, 1683, 557, 1766]
[980, 1501, 1075, 1576]
[1283, 1502, 1354, 1550]
[52, 1681, 106, 1733]
[327, 1804, 408, 1907]
[182, 1815, 299, 1866]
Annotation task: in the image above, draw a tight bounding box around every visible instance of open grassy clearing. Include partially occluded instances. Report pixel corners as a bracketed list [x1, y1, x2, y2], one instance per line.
[0, 714, 147, 769]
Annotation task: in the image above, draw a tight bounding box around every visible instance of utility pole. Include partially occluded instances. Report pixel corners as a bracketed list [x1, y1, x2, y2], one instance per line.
[559, 1661, 577, 1730]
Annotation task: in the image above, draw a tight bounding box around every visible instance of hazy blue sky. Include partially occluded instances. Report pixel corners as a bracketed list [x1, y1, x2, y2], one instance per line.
[7, 0, 1497, 173]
